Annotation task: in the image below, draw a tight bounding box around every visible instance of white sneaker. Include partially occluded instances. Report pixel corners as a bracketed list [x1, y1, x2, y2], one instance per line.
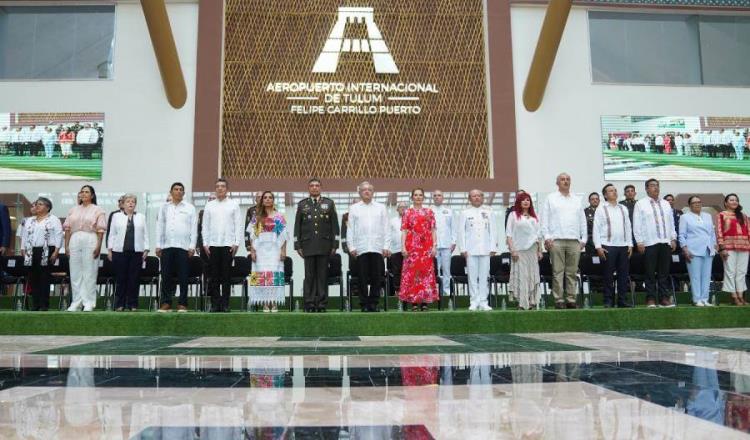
[704, 301, 714, 307]
[468, 304, 478, 311]
[479, 304, 492, 311]
[695, 302, 705, 307]
[83, 305, 94, 312]
[67, 303, 81, 312]
[647, 304, 657, 308]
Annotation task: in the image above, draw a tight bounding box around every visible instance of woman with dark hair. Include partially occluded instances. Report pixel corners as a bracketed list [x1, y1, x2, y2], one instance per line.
[399, 188, 438, 311]
[679, 196, 716, 306]
[717, 194, 749, 305]
[247, 191, 287, 312]
[64, 185, 106, 311]
[506, 192, 543, 310]
[21, 198, 63, 310]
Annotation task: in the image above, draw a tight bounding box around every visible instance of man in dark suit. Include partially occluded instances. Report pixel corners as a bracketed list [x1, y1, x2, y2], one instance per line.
[663, 194, 682, 248]
[294, 178, 339, 312]
[0, 201, 10, 256]
[244, 191, 263, 253]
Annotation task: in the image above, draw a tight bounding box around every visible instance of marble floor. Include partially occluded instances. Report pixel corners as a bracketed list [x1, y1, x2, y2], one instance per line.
[0, 329, 749, 439]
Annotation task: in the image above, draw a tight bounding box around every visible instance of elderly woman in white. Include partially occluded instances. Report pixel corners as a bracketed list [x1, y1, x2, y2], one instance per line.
[107, 194, 149, 311]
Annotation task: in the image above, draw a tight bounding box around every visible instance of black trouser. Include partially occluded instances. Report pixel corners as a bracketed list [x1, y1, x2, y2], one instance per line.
[602, 246, 629, 306]
[303, 254, 329, 310]
[160, 247, 189, 306]
[79, 143, 95, 159]
[28, 246, 54, 310]
[387, 253, 403, 296]
[112, 251, 142, 309]
[31, 141, 42, 156]
[644, 243, 671, 302]
[356, 252, 384, 310]
[208, 246, 232, 311]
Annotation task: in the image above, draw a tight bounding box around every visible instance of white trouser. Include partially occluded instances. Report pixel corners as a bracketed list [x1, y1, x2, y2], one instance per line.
[69, 231, 99, 308]
[436, 248, 452, 295]
[723, 250, 749, 293]
[61, 143, 72, 156]
[467, 255, 490, 307]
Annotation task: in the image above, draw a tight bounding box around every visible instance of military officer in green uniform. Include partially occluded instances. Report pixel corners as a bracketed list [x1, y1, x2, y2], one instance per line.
[294, 178, 339, 312]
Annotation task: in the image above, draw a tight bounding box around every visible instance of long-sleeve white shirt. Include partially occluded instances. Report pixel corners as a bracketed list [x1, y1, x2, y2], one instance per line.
[457, 206, 498, 256]
[430, 204, 456, 249]
[388, 216, 403, 253]
[348, 200, 388, 255]
[540, 191, 587, 242]
[0, 129, 9, 143]
[709, 131, 722, 145]
[20, 215, 63, 249]
[76, 128, 99, 144]
[201, 197, 243, 247]
[633, 197, 676, 247]
[155, 200, 197, 250]
[506, 213, 541, 252]
[28, 127, 44, 142]
[721, 130, 734, 145]
[107, 212, 150, 252]
[593, 202, 632, 248]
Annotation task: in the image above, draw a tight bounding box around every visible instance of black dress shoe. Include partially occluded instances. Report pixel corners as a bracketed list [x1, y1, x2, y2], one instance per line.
[317, 308, 326, 313]
[602, 303, 612, 309]
[566, 302, 578, 309]
[554, 302, 565, 310]
[617, 303, 632, 308]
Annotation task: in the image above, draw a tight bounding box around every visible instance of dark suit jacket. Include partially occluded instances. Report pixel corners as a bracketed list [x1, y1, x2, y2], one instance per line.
[0, 203, 10, 248]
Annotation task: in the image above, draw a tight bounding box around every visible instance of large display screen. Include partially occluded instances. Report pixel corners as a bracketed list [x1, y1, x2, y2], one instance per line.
[0, 112, 103, 180]
[221, 0, 491, 181]
[601, 115, 750, 181]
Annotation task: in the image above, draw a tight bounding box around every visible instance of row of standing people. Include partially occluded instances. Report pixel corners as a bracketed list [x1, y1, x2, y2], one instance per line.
[15, 176, 749, 312]
[0, 123, 101, 159]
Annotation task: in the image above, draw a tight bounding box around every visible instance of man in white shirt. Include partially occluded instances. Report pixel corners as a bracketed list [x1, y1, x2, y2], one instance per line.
[709, 130, 722, 158]
[721, 128, 734, 159]
[457, 189, 497, 311]
[733, 130, 746, 161]
[9, 127, 21, 156]
[202, 178, 243, 312]
[654, 134, 665, 154]
[348, 181, 389, 312]
[17, 126, 30, 156]
[674, 133, 685, 156]
[387, 201, 407, 296]
[594, 184, 633, 308]
[155, 182, 198, 312]
[28, 124, 44, 156]
[0, 126, 9, 155]
[540, 172, 587, 309]
[75, 124, 99, 159]
[633, 178, 677, 307]
[431, 190, 455, 297]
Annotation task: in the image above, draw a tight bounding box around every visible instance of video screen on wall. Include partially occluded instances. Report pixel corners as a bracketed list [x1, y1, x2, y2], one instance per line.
[0, 112, 103, 180]
[601, 115, 750, 181]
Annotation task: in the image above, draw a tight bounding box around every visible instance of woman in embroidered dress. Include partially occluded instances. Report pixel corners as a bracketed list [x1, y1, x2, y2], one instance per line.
[717, 193, 750, 306]
[247, 191, 287, 312]
[399, 188, 438, 311]
[21, 197, 63, 311]
[507, 192, 543, 310]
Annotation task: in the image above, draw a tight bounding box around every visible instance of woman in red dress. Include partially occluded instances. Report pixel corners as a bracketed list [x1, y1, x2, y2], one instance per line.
[400, 188, 438, 311]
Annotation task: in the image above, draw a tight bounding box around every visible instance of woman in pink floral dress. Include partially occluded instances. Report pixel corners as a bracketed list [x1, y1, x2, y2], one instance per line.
[399, 188, 438, 311]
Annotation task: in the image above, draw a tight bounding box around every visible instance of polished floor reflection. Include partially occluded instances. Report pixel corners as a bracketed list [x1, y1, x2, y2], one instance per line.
[0, 330, 749, 439]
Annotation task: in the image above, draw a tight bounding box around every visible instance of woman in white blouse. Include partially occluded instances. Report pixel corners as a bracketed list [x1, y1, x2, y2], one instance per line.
[21, 197, 63, 311]
[506, 193, 543, 310]
[107, 194, 149, 311]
